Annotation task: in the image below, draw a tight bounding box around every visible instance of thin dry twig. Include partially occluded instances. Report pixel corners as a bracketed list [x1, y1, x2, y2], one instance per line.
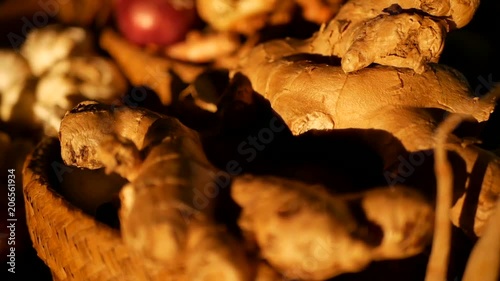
[425, 113, 474, 281]
[426, 85, 500, 281]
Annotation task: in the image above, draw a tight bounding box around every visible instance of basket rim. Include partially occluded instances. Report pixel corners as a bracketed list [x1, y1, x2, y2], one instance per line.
[22, 137, 175, 281]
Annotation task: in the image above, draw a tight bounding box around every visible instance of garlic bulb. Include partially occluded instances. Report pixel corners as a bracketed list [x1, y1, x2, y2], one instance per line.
[21, 25, 93, 76]
[35, 56, 127, 134]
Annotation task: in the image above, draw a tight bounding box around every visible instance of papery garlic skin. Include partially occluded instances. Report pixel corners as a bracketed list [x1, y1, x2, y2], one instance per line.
[35, 56, 127, 134]
[21, 25, 93, 76]
[46, 56, 128, 101]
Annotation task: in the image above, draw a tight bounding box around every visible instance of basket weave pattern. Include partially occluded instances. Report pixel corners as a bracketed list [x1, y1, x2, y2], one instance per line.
[22, 137, 176, 281]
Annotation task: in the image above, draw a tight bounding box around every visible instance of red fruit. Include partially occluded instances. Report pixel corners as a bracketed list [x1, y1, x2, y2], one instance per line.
[114, 0, 197, 46]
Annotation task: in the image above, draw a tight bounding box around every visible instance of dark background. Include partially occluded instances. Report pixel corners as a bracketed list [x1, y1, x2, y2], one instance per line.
[0, 0, 499, 280]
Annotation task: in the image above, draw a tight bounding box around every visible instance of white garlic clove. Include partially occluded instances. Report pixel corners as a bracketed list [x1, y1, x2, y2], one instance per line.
[34, 56, 127, 135]
[34, 74, 82, 135]
[33, 103, 66, 136]
[63, 56, 128, 102]
[36, 74, 80, 110]
[21, 25, 93, 76]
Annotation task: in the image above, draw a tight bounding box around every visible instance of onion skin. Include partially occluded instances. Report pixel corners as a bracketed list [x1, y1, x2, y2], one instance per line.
[114, 0, 197, 46]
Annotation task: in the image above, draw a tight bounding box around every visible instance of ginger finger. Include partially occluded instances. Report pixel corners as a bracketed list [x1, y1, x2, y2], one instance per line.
[231, 174, 433, 280]
[305, 0, 479, 72]
[99, 29, 205, 105]
[165, 31, 241, 64]
[185, 222, 253, 281]
[353, 187, 435, 260]
[462, 196, 500, 281]
[339, 13, 447, 73]
[232, 175, 372, 280]
[59, 101, 252, 280]
[59, 101, 163, 171]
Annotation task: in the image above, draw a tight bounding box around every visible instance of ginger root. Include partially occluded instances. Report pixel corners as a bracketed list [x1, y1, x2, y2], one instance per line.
[200, 0, 479, 73]
[99, 29, 205, 105]
[234, 11, 499, 236]
[308, 0, 479, 73]
[232, 174, 434, 280]
[462, 196, 500, 281]
[165, 31, 241, 64]
[59, 101, 252, 280]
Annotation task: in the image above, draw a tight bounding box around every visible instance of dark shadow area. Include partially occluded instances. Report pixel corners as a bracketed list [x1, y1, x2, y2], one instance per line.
[439, 0, 500, 152]
[29, 138, 122, 230]
[440, 1, 500, 89]
[283, 53, 342, 66]
[256, 7, 321, 42]
[458, 148, 495, 237]
[203, 82, 387, 192]
[204, 71, 499, 281]
[479, 102, 500, 150]
[330, 253, 429, 281]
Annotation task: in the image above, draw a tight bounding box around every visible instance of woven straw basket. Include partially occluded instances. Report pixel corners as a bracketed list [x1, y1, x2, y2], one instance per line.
[22, 137, 179, 281]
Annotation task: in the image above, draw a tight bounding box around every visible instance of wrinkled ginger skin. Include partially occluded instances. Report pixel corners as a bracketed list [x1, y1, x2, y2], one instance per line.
[59, 101, 162, 173]
[59, 101, 252, 281]
[356, 187, 435, 259]
[236, 36, 499, 236]
[234, 0, 497, 237]
[304, 0, 479, 72]
[232, 175, 372, 280]
[321, 0, 479, 29]
[232, 175, 434, 280]
[237, 43, 493, 138]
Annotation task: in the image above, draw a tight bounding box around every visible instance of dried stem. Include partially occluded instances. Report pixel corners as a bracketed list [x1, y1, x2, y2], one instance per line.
[425, 113, 474, 281]
[462, 85, 500, 281]
[426, 85, 500, 281]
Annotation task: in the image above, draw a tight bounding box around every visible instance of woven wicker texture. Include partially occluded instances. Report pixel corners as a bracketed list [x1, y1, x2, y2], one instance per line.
[22, 137, 181, 281]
